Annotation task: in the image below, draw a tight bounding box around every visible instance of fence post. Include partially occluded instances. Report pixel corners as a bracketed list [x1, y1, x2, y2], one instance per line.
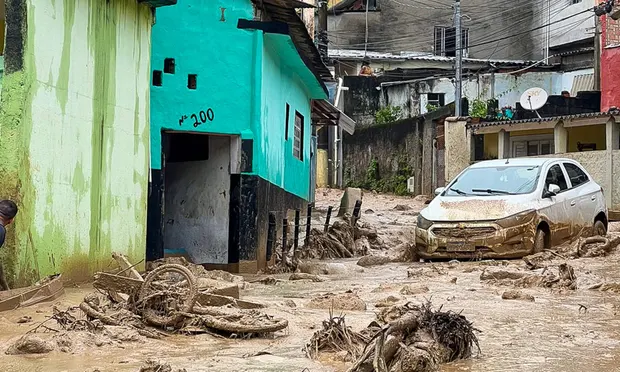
[305, 204, 312, 245]
[294, 209, 300, 254]
[351, 199, 362, 226]
[267, 213, 276, 262]
[282, 218, 288, 256]
[324, 206, 333, 233]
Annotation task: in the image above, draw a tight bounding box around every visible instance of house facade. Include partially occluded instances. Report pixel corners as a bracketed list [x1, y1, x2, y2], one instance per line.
[0, 0, 170, 286]
[147, 0, 340, 273]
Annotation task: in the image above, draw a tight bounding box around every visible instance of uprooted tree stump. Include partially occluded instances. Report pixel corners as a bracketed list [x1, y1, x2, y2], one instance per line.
[306, 301, 480, 372]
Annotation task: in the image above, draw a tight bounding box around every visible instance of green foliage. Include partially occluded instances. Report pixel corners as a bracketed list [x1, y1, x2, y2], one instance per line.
[346, 156, 412, 196]
[375, 106, 402, 125]
[469, 98, 487, 118]
[425, 103, 438, 113]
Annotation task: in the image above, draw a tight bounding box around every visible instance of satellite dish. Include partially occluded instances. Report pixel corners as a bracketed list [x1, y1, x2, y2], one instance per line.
[519, 87, 548, 111]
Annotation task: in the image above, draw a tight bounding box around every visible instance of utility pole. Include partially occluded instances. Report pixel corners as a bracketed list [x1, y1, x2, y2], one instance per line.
[317, 0, 328, 64]
[594, 14, 601, 91]
[454, 0, 462, 116]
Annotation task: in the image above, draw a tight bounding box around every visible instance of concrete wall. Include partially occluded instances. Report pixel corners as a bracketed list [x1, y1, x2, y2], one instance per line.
[0, 0, 152, 285]
[328, 0, 543, 60]
[164, 136, 231, 264]
[444, 118, 471, 183]
[549, 0, 595, 48]
[343, 117, 426, 195]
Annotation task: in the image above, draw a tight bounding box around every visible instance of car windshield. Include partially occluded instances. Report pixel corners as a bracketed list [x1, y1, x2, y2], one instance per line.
[445, 165, 541, 196]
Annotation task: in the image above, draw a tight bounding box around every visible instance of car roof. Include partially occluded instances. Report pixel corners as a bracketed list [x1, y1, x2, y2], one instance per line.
[469, 157, 574, 168]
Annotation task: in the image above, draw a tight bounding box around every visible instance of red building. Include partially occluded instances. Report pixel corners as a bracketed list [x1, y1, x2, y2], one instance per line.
[602, 10, 620, 111]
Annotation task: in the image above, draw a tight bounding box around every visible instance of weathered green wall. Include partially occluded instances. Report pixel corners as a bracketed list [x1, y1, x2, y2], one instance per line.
[0, 0, 152, 285]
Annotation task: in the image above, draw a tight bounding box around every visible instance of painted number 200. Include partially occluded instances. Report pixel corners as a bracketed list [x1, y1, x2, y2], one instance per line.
[191, 109, 214, 128]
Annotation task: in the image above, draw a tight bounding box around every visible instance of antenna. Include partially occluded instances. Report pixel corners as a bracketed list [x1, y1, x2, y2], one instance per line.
[519, 87, 549, 119]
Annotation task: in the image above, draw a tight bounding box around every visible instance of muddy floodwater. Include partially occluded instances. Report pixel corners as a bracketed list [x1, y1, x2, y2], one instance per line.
[1, 189, 620, 371]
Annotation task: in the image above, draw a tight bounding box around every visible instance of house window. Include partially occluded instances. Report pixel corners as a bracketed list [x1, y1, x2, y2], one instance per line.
[434, 26, 469, 57]
[511, 135, 554, 157]
[571, 0, 582, 4]
[293, 111, 304, 161]
[427, 93, 445, 108]
[285, 103, 290, 141]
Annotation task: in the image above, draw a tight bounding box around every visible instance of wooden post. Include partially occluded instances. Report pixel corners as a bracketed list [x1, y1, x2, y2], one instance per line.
[294, 209, 300, 254]
[282, 218, 289, 256]
[324, 206, 333, 233]
[266, 213, 276, 262]
[305, 204, 312, 245]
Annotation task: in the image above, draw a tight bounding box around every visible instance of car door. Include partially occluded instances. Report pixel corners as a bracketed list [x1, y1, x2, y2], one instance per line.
[540, 163, 572, 241]
[563, 162, 600, 232]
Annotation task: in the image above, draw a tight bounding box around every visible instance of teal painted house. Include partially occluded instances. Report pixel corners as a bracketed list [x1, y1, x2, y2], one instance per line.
[148, 0, 343, 272]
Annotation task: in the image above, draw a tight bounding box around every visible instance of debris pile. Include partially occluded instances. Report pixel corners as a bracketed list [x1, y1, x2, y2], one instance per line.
[575, 234, 620, 258]
[304, 314, 370, 360]
[9, 256, 288, 355]
[139, 359, 186, 372]
[306, 301, 480, 372]
[480, 264, 577, 290]
[306, 292, 367, 311]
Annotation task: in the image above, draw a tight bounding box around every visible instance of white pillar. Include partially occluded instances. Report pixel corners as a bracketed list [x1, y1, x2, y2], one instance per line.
[497, 130, 510, 159]
[606, 118, 619, 151]
[554, 121, 567, 154]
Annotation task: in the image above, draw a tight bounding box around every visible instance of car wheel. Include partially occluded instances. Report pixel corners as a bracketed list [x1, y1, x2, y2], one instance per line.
[593, 220, 607, 237]
[533, 229, 546, 253]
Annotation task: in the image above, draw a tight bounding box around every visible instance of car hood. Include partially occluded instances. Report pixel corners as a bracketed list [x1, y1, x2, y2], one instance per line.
[421, 195, 535, 222]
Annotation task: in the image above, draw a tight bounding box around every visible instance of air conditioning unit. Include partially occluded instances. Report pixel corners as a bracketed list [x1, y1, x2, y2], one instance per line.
[407, 177, 415, 193]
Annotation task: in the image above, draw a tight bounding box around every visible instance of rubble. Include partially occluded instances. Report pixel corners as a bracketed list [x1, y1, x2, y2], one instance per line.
[307, 301, 479, 372]
[501, 290, 535, 302]
[306, 292, 367, 311]
[375, 295, 402, 308]
[5, 334, 55, 355]
[357, 255, 391, 267]
[400, 285, 430, 296]
[289, 273, 325, 282]
[480, 264, 577, 290]
[139, 359, 186, 372]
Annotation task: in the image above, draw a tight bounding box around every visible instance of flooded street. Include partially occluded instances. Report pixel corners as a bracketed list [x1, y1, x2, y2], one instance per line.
[2, 189, 620, 371]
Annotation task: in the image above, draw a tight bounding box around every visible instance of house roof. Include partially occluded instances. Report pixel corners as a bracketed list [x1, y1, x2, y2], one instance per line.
[253, 0, 334, 92]
[469, 110, 620, 130]
[329, 49, 547, 68]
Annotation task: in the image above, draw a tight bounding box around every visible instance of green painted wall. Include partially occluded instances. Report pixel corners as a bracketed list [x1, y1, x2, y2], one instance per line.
[150, 0, 327, 200]
[0, 0, 152, 285]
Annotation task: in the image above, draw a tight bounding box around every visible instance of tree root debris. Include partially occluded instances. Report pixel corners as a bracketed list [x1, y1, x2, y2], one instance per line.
[480, 264, 577, 290]
[307, 301, 480, 372]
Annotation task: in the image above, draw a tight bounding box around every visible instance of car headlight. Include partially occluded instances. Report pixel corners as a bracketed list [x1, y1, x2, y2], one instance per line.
[417, 214, 433, 230]
[496, 209, 536, 228]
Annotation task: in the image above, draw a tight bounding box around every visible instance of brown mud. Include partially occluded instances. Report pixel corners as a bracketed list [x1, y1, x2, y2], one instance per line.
[1, 189, 620, 371]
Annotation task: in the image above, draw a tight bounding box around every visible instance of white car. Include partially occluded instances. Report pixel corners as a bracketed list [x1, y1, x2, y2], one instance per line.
[415, 157, 608, 259]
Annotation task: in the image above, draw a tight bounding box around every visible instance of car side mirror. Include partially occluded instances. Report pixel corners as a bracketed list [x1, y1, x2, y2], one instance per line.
[544, 184, 560, 198]
[434, 187, 445, 196]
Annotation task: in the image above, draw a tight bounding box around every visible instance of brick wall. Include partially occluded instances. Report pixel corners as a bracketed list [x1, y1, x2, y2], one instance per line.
[605, 9, 620, 47]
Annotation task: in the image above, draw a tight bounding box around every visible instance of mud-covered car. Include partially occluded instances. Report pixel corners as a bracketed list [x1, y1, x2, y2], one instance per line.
[415, 157, 608, 259]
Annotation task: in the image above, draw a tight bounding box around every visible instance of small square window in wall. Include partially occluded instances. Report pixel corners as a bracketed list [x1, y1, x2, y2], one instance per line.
[188, 74, 197, 90]
[164, 58, 176, 74]
[293, 111, 304, 161]
[152, 70, 163, 86]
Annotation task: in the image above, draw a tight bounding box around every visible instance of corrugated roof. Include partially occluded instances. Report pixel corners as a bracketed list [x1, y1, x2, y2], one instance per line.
[470, 110, 620, 129]
[329, 49, 546, 67]
[253, 0, 334, 92]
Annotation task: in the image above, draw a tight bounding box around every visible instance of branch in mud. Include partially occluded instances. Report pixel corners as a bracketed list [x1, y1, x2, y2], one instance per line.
[307, 301, 480, 372]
